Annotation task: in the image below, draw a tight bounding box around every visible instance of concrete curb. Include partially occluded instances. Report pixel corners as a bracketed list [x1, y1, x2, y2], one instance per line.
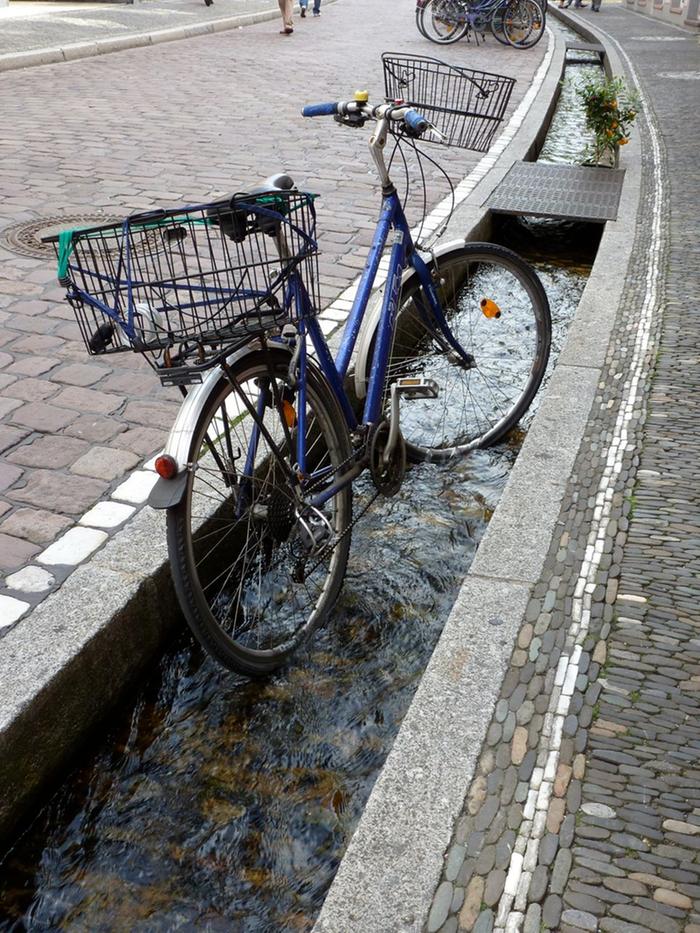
[313, 19, 644, 933]
[0, 0, 338, 73]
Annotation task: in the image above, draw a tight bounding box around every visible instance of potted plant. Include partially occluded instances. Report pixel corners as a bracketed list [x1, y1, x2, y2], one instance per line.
[577, 75, 639, 166]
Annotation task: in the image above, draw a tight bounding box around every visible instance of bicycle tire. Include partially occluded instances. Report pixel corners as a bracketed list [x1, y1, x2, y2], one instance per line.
[167, 348, 353, 676]
[416, 2, 427, 38]
[363, 243, 551, 462]
[492, 0, 545, 45]
[503, 0, 545, 47]
[419, 0, 470, 43]
[490, 4, 513, 45]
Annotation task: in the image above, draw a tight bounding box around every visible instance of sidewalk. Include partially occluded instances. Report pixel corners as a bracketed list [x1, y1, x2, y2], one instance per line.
[415, 8, 700, 933]
[0, 0, 551, 844]
[0, 0, 283, 69]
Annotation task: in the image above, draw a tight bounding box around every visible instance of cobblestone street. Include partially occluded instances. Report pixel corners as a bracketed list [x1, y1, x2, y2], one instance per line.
[0, 0, 546, 623]
[426, 9, 700, 933]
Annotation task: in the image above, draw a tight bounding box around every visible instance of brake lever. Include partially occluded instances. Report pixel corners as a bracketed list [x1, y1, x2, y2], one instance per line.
[334, 113, 367, 129]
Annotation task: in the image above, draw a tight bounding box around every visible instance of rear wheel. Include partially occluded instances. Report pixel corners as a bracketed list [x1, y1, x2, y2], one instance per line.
[365, 243, 551, 462]
[167, 349, 353, 676]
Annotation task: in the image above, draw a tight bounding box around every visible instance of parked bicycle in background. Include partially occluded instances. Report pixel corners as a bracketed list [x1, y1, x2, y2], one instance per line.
[416, 0, 546, 48]
[48, 54, 551, 677]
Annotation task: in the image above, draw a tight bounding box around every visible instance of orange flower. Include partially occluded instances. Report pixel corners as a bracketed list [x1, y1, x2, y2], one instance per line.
[619, 138, 629, 145]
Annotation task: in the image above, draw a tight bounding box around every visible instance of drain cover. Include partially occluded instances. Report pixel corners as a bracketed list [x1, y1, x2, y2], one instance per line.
[0, 213, 120, 259]
[485, 162, 626, 223]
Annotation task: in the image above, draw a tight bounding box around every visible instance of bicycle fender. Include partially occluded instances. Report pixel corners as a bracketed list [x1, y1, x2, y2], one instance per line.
[148, 472, 189, 509]
[147, 341, 274, 511]
[353, 237, 468, 400]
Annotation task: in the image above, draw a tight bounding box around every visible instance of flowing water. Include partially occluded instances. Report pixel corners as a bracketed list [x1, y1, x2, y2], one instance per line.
[0, 251, 589, 932]
[0, 40, 604, 929]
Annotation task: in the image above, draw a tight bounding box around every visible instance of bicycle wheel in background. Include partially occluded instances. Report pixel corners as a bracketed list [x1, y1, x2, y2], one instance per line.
[490, 4, 514, 45]
[368, 243, 551, 462]
[168, 349, 353, 676]
[419, 0, 470, 43]
[503, 0, 545, 47]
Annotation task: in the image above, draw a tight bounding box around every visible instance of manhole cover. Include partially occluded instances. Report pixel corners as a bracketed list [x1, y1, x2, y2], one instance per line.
[0, 213, 121, 259]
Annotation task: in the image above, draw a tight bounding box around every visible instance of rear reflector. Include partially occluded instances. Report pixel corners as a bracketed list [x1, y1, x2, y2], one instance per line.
[155, 455, 178, 479]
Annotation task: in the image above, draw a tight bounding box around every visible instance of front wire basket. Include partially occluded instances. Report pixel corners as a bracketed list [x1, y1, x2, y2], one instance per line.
[382, 52, 515, 152]
[49, 190, 320, 382]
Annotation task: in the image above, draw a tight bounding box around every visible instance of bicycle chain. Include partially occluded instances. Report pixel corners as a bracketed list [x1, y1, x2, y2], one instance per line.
[303, 485, 380, 580]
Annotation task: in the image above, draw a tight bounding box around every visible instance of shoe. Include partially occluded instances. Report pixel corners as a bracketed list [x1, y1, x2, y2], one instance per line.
[280, 26, 294, 32]
[313, 9, 320, 14]
[300, 7, 306, 16]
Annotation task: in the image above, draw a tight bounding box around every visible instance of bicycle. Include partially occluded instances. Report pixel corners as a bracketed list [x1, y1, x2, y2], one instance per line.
[47, 54, 551, 677]
[416, 0, 546, 49]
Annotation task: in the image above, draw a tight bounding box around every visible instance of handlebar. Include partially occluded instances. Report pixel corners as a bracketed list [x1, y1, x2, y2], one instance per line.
[301, 102, 339, 118]
[301, 99, 431, 138]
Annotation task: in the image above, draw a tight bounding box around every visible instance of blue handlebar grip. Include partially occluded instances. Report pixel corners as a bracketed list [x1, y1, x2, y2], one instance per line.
[302, 102, 339, 118]
[405, 108, 429, 134]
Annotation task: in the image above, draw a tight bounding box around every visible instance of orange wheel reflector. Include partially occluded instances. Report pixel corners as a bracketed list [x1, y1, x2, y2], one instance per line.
[283, 400, 297, 427]
[481, 298, 502, 319]
[155, 454, 178, 479]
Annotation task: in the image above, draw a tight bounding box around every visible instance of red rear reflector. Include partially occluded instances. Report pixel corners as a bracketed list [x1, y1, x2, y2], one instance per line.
[155, 455, 178, 479]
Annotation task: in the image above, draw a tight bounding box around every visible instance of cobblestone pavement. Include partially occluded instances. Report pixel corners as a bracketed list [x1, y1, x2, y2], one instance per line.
[426, 10, 700, 933]
[0, 0, 276, 58]
[0, 4, 547, 628]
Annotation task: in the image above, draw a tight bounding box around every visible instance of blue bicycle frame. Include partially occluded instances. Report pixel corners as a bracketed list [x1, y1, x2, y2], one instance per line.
[248, 186, 465, 508]
[233, 114, 472, 509]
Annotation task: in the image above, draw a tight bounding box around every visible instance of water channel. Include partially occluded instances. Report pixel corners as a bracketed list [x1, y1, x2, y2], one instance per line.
[0, 30, 606, 932]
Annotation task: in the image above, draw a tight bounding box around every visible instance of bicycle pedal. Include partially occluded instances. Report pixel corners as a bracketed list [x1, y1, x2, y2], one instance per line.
[394, 377, 439, 400]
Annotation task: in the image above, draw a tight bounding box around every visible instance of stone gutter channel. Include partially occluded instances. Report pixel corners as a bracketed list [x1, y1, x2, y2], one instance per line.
[0, 21, 641, 924]
[313, 13, 645, 933]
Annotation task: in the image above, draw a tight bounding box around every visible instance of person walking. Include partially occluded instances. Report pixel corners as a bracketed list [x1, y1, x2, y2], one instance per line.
[278, 0, 294, 33]
[300, 0, 321, 16]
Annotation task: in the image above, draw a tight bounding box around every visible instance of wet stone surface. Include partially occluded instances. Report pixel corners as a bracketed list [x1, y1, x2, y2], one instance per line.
[426, 12, 700, 933]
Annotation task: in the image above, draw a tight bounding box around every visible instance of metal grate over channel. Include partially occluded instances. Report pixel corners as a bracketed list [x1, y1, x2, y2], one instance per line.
[485, 162, 626, 223]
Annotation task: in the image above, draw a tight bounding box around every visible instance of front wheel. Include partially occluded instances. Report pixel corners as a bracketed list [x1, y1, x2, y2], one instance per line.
[167, 349, 353, 676]
[366, 243, 551, 462]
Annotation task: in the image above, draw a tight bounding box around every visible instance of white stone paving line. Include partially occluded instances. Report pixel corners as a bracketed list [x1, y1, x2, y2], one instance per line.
[0, 36, 554, 629]
[493, 37, 666, 933]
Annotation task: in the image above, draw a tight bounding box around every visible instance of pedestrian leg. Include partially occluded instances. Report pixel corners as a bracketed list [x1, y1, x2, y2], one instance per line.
[300, 0, 307, 17]
[278, 0, 293, 32]
[313, 0, 321, 14]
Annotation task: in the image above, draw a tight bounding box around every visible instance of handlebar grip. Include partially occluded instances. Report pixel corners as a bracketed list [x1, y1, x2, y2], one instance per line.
[302, 102, 339, 118]
[405, 109, 430, 135]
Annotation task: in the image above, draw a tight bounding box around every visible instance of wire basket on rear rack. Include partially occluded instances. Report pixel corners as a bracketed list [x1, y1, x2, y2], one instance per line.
[382, 52, 515, 152]
[47, 190, 320, 385]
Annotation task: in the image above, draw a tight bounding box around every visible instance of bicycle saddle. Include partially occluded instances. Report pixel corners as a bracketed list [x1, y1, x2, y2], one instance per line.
[207, 175, 296, 242]
[248, 173, 295, 195]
